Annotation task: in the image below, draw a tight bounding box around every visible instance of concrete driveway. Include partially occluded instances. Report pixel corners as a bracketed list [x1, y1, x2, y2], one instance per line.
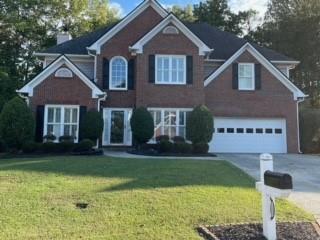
[219, 154, 320, 220]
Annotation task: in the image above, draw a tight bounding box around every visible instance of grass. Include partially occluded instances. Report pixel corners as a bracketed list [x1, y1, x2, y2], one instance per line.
[0, 156, 313, 239]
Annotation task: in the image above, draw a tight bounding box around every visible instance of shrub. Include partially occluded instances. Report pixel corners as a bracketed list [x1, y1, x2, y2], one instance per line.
[22, 141, 39, 154]
[43, 134, 57, 142]
[156, 135, 169, 143]
[299, 107, 320, 153]
[0, 138, 7, 153]
[59, 135, 75, 143]
[41, 142, 58, 153]
[130, 107, 154, 145]
[159, 140, 174, 153]
[174, 142, 193, 154]
[172, 136, 185, 143]
[73, 139, 94, 152]
[193, 142, 209, 154]
[81, 110, 104, 142]
[56, 141, 75, 153]
[0, 97, 35, 149]
[186, 105, 213, 144]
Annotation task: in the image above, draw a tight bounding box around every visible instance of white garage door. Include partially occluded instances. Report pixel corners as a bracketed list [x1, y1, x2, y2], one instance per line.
[209, 118, 287, 153]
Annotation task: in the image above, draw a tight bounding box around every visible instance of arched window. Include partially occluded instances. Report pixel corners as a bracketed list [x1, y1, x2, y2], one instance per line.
[55, 67, 73, 78]
[110, 56, 128, 90]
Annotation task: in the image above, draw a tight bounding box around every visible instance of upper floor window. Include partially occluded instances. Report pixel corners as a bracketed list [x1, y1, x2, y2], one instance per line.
[155, 55, 186, 85]
[238, 63, 255, 90]
[110, 56, 127, 90]
[55, 67, 73, 78]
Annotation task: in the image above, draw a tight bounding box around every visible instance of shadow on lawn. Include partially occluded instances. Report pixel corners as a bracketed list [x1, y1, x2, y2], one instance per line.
[0, 156, 255, 191]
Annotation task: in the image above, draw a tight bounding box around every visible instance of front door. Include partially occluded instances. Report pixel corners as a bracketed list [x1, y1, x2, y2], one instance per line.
[103, 109, 132, 146]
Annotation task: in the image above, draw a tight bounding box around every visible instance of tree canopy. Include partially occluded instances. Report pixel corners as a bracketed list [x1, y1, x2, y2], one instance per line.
[0, 0, 119, 111]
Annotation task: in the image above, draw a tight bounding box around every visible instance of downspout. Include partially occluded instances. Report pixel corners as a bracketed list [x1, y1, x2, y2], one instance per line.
[297, 97, 305, 154]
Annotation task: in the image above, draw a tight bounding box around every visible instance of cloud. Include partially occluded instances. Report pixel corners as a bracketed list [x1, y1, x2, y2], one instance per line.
[110, 2, 125, 17]
[229, 0, 268, 18]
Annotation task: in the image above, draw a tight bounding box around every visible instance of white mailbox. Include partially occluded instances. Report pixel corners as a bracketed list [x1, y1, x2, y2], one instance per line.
[256, 153, 293, 240]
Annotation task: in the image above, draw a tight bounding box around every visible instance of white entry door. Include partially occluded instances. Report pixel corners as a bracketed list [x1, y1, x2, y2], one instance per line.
[209, 118, 287, 153]
[103, 108, 132, 146]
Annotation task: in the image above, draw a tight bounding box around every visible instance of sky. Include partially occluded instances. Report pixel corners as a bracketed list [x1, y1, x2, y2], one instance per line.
[110, 0, 269, 22]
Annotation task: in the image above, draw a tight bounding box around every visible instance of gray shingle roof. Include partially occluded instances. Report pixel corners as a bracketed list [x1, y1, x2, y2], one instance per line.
[42, 22, 295, 62]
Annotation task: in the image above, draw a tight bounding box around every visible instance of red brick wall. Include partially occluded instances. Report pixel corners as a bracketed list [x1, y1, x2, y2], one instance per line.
[135, 24, 205, 108]
[31, 70, 98, 111]
[205, 51, 299, 152]
[97, 6, 164, 108]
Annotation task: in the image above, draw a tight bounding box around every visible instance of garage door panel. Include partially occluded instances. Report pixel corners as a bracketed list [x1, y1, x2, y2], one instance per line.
[209, 118, 287, 153]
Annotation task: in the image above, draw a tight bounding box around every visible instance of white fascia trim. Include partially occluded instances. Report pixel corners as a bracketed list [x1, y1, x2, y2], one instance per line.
[204, 43, 306, 100]
[88, 0, 168, 54]
[17, 55, 105, 98]
[130, 14, 212, 56]
[34, 53, 92, 58]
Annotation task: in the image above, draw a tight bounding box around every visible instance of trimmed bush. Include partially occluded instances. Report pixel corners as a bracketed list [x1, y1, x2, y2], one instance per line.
[174, 142, 193, 154]
[193, 142, 209, 154]
[22, 141, 39, 154]
[186, 105, 213, 144]
[41, 142, 58, 153]
[156, 135, 170, 143]
[56, 141, 75, 153]
[159, 140, 174, 153]
[73, 139, 94, 152]
[130, 107, 154, 145]
[81, 110, 104, 142]
[0, 97, 35, 149]
[43, 134, 57, 142]
[0, 138, 7, 153]
[59, 135, 75, 143]
[172, 136, 185, 143]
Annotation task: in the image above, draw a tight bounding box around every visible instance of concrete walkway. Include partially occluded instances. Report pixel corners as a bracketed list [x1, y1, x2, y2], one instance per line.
[218, 154, 320, 222]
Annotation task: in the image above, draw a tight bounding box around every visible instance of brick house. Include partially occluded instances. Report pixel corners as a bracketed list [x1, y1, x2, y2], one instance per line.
[18, 0, 306, 153]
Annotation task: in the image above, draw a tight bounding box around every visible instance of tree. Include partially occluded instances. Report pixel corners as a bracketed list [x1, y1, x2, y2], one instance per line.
[130, 107, 154, 147]
[193, 0, 256, 35]
[246, 0, 320, 106]
[0, 0, 120, 112]
[186, 105, 213, 144]
[168, 5, 196, 23]
[0, 97, 35, 149]
[81, 109, 104, 142]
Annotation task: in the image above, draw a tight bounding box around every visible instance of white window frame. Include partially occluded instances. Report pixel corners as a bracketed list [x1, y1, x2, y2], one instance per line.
[238, 63, 255, 91]
[44, 105, 80, 143]
[148, 108, 192, 142]
[155, 55, 187, 85]
[109, 56, 128, 91]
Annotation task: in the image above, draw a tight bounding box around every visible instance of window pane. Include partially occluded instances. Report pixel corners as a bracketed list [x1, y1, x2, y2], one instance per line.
[266, 128, 273, 134]
[48, 108, 54, 123]
[64, 125, 70, 136]
[246, 128, 254, 133]
[55, 108, 61, 123]
[275, 129, 282, 134]
[48, 124, 61, 138]
[179, 126, 185, 138]
[64, 109, 71, 123]
[256, 128, 263, 134]
[179, 111, 186, 125]
[71, 125, 77, 138]
[237, 128, 244, 133]
[227, 128, 234, 133]
[72, 109, 78, 123]
[239, 77, 253, 89]
[218, 128, 225, 133]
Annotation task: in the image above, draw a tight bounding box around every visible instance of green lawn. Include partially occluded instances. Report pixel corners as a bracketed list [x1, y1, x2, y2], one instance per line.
[0, 156, 312, 239]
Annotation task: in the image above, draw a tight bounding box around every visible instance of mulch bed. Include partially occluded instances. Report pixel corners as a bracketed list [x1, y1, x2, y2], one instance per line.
[198, 222, 320, 240]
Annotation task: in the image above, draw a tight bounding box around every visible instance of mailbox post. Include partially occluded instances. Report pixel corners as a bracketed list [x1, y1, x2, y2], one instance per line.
[256, 153, 293, 240]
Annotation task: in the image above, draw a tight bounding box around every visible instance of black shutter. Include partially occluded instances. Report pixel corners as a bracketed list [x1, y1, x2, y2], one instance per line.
[35, 105, 45, 142]
[186, 56, 193, 84]
[103, 58, 109, 89]
[149, 55, 155, 83]
[255, 63, 261, 90]
[78, 106, 87, 141]
[232, 63, 239, 90]
[128, 59, 135, 90]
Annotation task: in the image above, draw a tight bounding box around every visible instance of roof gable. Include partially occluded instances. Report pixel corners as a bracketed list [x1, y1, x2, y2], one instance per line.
[18, 55, 105, 98]
[88, 0, 168, 54]
[130, 14, 212, 55]
[204, 43, 306, 100]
